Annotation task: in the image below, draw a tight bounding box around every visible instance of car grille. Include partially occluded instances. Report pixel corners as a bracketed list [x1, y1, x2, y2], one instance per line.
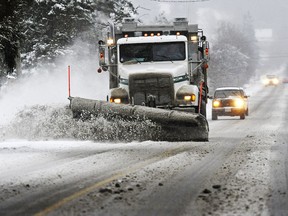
[129, 73, 174, 106]
[220, 99, 236, 107]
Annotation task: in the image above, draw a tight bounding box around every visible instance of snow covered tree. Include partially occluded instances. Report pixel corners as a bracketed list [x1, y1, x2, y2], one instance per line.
[19, 0, 99, 68]
[241, 12, 259, 76]
[154, 11, 170, 25]
[0, 0, 137, 76]
[95, 0, 136, 23]
[209, 19, 259, 92]
[0, 0, 32, 77]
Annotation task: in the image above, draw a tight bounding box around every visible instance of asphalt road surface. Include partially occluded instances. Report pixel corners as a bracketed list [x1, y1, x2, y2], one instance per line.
[0, 83, 287, 216]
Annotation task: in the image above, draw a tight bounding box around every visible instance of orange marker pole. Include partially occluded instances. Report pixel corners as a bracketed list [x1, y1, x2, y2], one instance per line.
[68, 65, 71, 97]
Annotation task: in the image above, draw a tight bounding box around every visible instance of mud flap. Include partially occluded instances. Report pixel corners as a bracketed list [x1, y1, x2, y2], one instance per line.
[70, 97, 209, 142]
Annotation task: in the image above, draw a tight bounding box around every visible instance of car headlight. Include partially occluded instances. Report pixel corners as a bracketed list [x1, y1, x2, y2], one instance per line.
[263, 79, 269, 85]
[234, 98, 244, 107]
[272, 78, 279, 85]
[213, 100, 220, 107]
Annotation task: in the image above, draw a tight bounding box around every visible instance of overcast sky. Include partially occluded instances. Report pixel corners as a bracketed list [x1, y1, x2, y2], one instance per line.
[131, 0, 287, 35]
[130, 0, 288, 71]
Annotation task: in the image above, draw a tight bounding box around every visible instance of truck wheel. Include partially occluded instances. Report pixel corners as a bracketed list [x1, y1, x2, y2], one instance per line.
[240, 113, 245, 120]
[212, 112, 217, 120]
[246, 108, 249, 116]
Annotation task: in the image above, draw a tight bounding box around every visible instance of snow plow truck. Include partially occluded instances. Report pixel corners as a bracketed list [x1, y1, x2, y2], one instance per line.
[69, 18, 210, 141]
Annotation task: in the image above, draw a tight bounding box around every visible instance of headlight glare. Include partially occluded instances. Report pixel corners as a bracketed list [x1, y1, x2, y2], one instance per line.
[235, 98, 244, 107]
[272, 78, 279, 85]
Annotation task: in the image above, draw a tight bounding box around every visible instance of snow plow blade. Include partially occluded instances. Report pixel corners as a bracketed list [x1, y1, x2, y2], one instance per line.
[69, 97, 209, 142]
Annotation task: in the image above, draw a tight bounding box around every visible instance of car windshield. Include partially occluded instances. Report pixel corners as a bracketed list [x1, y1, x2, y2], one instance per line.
[119, 42, 186, 63]
[214, 90, 243, 98]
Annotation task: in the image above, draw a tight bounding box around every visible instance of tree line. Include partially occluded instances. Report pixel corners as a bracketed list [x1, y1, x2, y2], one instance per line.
[208, 13, 259, 91]
[0, 1, 259, 91]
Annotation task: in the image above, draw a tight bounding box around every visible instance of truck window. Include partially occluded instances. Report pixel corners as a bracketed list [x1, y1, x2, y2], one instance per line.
[119, 42, 186, 63]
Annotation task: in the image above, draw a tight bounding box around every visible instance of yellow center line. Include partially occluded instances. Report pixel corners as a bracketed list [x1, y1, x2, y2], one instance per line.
[35, 146, 189, 216]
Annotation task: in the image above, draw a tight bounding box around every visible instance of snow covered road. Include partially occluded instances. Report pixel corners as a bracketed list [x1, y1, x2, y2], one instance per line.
[0, 83, 288, 216]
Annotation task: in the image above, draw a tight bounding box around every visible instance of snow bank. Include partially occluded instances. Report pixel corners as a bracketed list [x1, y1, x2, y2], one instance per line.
[0, 40, 109, 126]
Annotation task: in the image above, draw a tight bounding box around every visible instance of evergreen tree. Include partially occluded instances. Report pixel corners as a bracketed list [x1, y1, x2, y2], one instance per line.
[20, 0, 98, 68]
[0, 0, 30, 77]
[0, 0, 137, 76]
[95, 0, 136, 23]
[155, 11, 170, 25]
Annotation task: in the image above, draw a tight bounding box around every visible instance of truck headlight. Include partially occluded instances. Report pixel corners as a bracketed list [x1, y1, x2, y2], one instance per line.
[234, 98, 244, 107]
[213, 100, 220, 107]
[110, 87, 129, 104]
[110, 98, 121, 104]
[184, 94, 196, 102]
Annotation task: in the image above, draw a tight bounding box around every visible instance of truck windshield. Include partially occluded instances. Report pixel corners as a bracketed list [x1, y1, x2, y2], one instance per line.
[119, 42, 186, 63]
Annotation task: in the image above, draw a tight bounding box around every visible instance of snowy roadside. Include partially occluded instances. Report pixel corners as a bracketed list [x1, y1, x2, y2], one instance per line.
[195, 133, 273, 216]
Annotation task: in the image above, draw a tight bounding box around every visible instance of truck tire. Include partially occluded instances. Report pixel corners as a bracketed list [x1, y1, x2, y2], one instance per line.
[240, 113, 245, 120]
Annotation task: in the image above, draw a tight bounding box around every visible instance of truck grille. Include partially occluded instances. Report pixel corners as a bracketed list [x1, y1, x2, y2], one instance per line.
[129, 73, 174, 106]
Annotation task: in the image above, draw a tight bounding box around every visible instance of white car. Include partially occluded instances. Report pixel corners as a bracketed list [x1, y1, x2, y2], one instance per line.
[262, 75, 280, 86]
[212, 87, 249, 120]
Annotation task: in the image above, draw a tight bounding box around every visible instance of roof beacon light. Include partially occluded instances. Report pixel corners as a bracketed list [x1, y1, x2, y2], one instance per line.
[107, 38, 114, 46]
[191, 35, 198, 42]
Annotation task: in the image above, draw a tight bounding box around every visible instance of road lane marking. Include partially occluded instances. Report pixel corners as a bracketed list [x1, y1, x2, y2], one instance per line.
[35, 146, 190, 216]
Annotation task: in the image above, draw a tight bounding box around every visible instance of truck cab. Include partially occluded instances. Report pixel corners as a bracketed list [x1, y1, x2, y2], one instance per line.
[99, 18, 209, 116]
